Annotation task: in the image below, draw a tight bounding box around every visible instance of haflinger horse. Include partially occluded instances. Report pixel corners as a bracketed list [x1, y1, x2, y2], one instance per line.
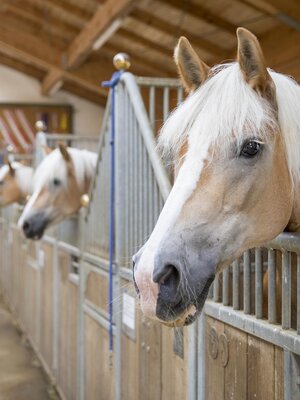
[133, 27, 300, 327]
[0, 161, 33, 206]
[18, 144, 97, 240]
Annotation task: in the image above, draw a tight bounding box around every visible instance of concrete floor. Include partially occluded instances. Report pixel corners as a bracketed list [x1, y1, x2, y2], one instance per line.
[0, 298, 58, 400]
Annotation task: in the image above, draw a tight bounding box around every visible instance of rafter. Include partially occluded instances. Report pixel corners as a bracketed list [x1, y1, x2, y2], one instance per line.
[161, 0, 237, 35]
[67, 0, 138, 69]
[131, 9, 228, 60]
[0, 39, 107, 103]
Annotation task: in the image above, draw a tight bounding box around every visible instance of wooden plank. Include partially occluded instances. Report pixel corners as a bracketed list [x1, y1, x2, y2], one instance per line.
[275, 346, 284, 400]
[162, 0, 237, 35]
[41, 69, 64, 96]
[161, 325, 188, 399]
[224, 324, 247, 400]
[205, 316, 225, 400]
[263, 0, 300, 21]
[131, 9, 228, 59]
[85, 315, 115, 400]
[247, 335, 275, 399]
[67, 0, 139, 68]
[139, 317, 161, 400]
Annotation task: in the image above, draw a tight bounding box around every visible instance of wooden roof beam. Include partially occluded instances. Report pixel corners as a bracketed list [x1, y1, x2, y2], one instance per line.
[0, 41, 107, 102]
[67, 0, 138, 69]
[41, 69, 64, 96]
[131, 9, 228, 60]
[161, 0, 237, 35]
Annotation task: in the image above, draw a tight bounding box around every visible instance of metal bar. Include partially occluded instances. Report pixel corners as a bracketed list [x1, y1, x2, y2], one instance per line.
[232, 259, 240, 310]
[255, 248, 263, 319]
[163, 87, 170, 122]
[243, 250, 251, 314]
[222, 268, 229, 306]
[188, 323, 198, 400]
[149, 86, 155, 130]
[121, 73, 171, 201]
[213, 276, 219, 302]
[135, 76, 181, 87]
[282, 251, 291, 330]
[297, 254, 300, 334]
[205, 301, 300, 355]
[268, 249, 277, 324]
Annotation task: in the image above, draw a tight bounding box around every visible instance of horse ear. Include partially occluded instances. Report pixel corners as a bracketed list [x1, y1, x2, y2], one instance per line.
[237, 27, 276, 102]
[42, 145, 53, 156]
[58, 144, 71, 162]
[7, 160, 15, 176]
[174, 36, 210, 93]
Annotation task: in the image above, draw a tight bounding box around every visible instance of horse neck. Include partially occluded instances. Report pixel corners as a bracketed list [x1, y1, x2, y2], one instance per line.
[287, 184, 300, 232]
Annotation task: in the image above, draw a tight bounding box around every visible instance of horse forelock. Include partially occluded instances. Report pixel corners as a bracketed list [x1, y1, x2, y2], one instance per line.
[158, 62, 300, 188]
[33, 147, 97, 192]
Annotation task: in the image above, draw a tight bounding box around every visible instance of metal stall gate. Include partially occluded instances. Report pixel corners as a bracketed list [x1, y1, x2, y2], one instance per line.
[0, 71, 299, 400]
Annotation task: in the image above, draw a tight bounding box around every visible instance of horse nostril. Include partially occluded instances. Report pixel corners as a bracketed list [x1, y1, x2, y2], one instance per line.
[154, 264, 181, 305]
[23, 221, 30, 233]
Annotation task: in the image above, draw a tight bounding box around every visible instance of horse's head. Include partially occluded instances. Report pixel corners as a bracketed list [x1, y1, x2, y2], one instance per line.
[133, 28, 298, 326]
[0, 161, 33, 206]
[18, 145, 95, 240]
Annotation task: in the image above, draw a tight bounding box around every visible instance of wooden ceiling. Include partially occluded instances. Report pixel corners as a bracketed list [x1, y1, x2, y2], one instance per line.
[0, 0, 299, 105]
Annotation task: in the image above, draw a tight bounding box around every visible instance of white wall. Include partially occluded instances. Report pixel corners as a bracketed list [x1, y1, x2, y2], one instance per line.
[0, 65, 105, 136]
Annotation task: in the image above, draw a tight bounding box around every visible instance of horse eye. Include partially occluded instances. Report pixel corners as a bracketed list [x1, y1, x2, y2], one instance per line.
[240, 141, 261, 158]
[53, 178, 61, 186]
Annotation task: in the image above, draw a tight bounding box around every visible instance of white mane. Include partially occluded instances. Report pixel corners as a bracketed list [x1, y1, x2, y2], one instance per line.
[34, 147, 97, 191]
[159, 62, 300, 184]
[0, 162, 33, 195]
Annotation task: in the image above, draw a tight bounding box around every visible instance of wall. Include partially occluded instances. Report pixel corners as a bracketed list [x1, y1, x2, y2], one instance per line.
[0, 65, 105, 136]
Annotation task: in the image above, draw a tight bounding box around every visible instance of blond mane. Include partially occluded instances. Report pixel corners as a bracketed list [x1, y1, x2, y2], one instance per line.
[159, 63, 300, 184]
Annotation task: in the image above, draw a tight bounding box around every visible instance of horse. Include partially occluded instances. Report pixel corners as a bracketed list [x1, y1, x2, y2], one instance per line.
[133, 27, 300, 327]
[18, 144, 97, 240]
[0, 161, 33, 207]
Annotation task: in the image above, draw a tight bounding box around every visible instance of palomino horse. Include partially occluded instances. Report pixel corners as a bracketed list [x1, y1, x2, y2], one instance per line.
[0, 161, 33, 206]
[133, 27, 300, 327]
[18, 144, 97, 240]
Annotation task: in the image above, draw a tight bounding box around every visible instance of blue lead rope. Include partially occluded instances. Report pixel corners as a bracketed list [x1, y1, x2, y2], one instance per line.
[102, 71, 123, 353]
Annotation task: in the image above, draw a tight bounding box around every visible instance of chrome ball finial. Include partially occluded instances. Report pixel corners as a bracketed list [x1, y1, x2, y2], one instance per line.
[113, 53, 131, 71]
[35, 120, 47, 132]
[80, 194, 90, 208]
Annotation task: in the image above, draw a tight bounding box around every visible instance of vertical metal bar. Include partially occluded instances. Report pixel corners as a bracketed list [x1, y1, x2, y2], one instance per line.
[52, 233, 60, 374]
[213, 276, 219, 302]
[255, 248, 263, 319]
[297, 254, 300, 334]
[268, 249, 277, 324]
[188, 323, 198, 400]
[197, 313, 206, 400]
[222, 268, 229, 306]
[163, 87, 170, 122]
[232, 259, 240, 310]
[149, 86, 155, 130]
[282, 251, 291, 329]
[114, 81, 124, 400]
[243, 250, 251, 314]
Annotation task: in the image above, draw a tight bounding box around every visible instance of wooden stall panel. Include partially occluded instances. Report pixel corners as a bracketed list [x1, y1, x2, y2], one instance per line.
[85, 270, 109, 314]
[57, 251, 78, 400]
[248, 336, 275, 400]
[205, 317, 225, 400]
[139, 316, 162, 400]
[205, 317, 284, 400]
[85, 315, 114, 400]
[39, 242, 54, 368]
[121, 277, 140, 400]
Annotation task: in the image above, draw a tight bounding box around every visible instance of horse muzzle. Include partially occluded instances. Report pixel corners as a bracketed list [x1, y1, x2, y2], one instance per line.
[22, 212, 49, 240]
